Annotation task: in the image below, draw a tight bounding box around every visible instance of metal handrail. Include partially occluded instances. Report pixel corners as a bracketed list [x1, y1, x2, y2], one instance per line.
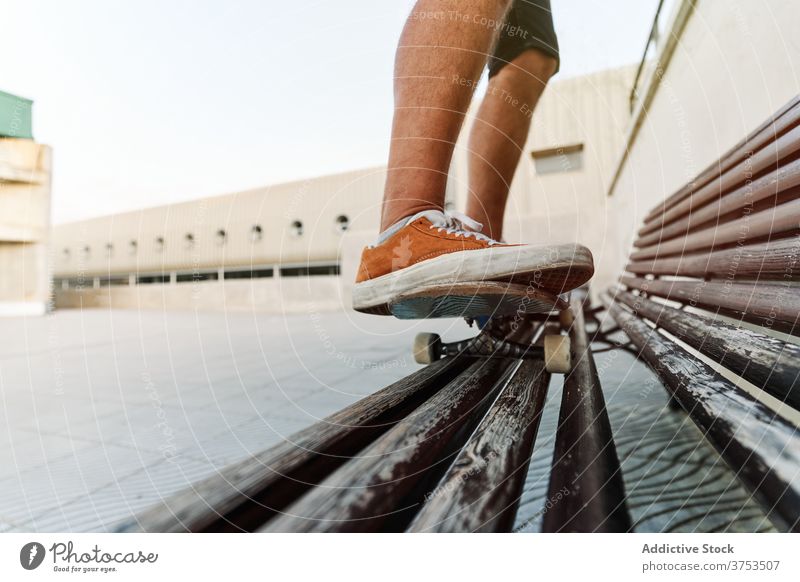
[629, 0, 666, 112]
[608, 0, 696, 196]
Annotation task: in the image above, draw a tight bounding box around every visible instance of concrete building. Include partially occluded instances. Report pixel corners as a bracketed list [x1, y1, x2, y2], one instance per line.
[54, 167, 386, 313]
[0, 91, 52, 316]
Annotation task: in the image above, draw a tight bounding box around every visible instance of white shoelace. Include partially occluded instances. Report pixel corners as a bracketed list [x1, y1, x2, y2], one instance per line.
[421, 210, 499, 245]
[376, 209, 500, 246]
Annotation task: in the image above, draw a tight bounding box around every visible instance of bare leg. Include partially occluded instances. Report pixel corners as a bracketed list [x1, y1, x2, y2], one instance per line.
[465, 49, 557, 240]
[381, 0, 513, 231]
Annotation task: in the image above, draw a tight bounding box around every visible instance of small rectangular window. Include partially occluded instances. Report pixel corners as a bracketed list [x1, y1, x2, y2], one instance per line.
[280, 264, 340, 277]
[99, 277, 129, 287]
[137, 274, 170, 285]
[176, 271, 219, 283]
[531, 143, 584, 174]
[309, 264, 340, 276]
[224, 268, 274, 280]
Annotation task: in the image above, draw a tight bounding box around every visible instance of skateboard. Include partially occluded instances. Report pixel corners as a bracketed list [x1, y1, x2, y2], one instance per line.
[390, 281, 574, 373]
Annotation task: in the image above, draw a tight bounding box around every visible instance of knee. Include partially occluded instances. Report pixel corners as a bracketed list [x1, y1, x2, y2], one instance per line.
[512, 49, 558, 85]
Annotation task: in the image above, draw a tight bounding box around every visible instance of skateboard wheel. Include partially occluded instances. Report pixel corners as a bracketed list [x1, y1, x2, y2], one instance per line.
[559, 308, 575, 330]
[413, 332, 442, 365]
[544, 334, 571, 373]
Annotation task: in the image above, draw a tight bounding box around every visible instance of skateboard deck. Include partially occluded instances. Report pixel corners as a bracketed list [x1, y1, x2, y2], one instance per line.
[389, 281, 567, 320]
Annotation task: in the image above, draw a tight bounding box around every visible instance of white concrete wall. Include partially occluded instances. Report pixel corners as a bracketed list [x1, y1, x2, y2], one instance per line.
[54, 276, 345, 314]
[53, 167, 385, 277]
[598, 0, 800, 292]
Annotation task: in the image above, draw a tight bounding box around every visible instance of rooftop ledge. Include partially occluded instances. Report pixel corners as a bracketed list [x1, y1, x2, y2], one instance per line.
[0, 224, 47, 243]
[0, 138, 48, 184]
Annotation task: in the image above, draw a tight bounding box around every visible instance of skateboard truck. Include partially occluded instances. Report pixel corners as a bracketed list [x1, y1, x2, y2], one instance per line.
[394, 281, 573, 373]
[412, 326, 572, 373]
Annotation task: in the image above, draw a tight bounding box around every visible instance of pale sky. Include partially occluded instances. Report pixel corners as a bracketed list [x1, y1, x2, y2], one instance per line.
[2, 0, 659, 224]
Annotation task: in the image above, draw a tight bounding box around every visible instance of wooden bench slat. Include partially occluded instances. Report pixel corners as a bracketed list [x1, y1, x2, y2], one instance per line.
[630, 197, 800, 261]
[626, 237, 800, 281]
[639, 124, 800, 237]
[604, 296, 800, 532]
[635, 156, 800, 249]
[619, 275, 800, 335]
[260, 358, 516, 532]
[116, 355, 470, 532]
[643, 96, 800, 224]
[407, 359, 551, 532]
[542, 294, 632, 532]
[614, 290, 800, 410]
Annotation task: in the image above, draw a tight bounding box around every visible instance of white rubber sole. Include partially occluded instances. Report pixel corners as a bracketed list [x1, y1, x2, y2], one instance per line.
[352, 243, 593, 315]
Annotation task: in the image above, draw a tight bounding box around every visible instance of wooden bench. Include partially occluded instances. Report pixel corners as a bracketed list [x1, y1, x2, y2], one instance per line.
[118, 96, 800, 533]
[117, 289, 631, 533]
[604, 94, 800, 532]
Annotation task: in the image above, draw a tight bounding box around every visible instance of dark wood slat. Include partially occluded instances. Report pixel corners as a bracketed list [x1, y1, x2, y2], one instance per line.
[604, 296, 800, 532]
[640, 124, 800, 237]
[643, 96, 800, 224]
[260, 358, 515, 532]
[117, 355, 470, 532]
[636, 157, 800, 248]
[542, 294, 632, 532]
[407, 359, 551, 532]
[630, 197, 800, 261]
[614, 290, 800, 410]
[626, 237, 800, 281]
[619, 275, 800, 335]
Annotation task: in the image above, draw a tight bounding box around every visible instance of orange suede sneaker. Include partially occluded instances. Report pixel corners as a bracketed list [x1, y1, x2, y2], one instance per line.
[352, 210, 594, 315]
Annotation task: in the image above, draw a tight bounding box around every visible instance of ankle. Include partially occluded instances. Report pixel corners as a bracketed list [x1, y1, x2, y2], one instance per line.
[376, 215, 416, 245]
[380, 203, 443, 233]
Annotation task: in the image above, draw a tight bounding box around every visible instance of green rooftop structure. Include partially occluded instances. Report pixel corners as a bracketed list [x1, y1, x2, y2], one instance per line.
[0, 89, 33, 139]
